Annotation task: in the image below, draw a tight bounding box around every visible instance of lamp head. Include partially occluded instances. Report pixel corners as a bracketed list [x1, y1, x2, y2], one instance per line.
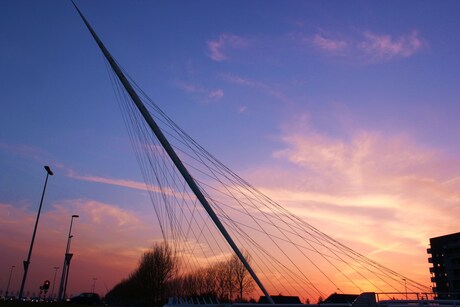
[72, 215, 79, 218]
[44, 166, 54, 176]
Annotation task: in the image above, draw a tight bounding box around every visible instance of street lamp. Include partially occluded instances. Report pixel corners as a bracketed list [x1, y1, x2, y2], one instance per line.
[57, 215, 79, 302]
[50, 266, 59, 300]
[62, 236, 74, 299]
[18, 165, 54, 300]
[5, 265, 15, 298]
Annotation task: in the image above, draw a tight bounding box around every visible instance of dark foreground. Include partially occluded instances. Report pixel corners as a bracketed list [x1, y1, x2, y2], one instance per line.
[0, 302, 96, 307]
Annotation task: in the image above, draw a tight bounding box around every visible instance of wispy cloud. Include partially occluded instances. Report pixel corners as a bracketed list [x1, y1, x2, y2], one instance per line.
[294, 29, 424, 62]
[208, 89, 224, 99]
[175, 80, 224, 101]
[0, 142, 45, 161]
[312, 33, 348, 52]
[67, 169, 179, 197]
[222, 73, 292, 105]
[359, 30, 423, 60]
[246, 122, 459, 282]
[207, 33, 248, 62]
[238, 106, 248, 114]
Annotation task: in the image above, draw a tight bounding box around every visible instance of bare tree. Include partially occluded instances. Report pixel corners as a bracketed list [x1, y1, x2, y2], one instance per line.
[214, 261, 231, 301]
[106, 241, 178, 307]
[202, 266, 218, 296]
[231, 252, 255, 302]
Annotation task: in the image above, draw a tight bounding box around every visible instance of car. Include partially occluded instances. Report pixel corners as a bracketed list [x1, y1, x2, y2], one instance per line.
[68, 292, 101, 305]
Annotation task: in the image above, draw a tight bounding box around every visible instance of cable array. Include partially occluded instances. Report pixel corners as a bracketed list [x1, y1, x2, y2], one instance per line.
[103, 59, 430, 302]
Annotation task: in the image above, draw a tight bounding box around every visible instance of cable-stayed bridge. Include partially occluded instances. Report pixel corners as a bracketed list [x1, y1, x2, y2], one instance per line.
[72, 3, 439, 305]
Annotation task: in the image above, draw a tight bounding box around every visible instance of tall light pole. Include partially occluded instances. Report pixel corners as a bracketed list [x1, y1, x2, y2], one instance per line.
[57, 215, 79, 302]
[50, 266, 59, 300]
[5, 265, 15, 298]
[62, 236, 73, 300]
[18, 165, 53, 300]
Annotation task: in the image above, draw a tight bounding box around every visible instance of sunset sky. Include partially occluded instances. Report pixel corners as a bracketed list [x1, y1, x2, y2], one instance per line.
[1, 0, 460, 299]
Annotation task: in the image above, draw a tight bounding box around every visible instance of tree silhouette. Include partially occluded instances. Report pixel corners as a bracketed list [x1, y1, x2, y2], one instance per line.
[232, 252, 255, 302]
[106, 244, 256, 306]
[106, 242, 177, 307]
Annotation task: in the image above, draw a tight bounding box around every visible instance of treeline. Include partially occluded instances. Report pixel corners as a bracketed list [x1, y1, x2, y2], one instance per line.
[105, 242, 254, 307]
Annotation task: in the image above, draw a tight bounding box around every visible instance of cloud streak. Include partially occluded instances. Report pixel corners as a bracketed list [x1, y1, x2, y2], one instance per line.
[222, 73, 292, 105]
[293, 29, 424, 62]
[0, 142, 46, 161]
[175, 80, 224, 101]
[207, 33, 248, 62]
[312, 33, 348, 52]
[67, 169, 180, 197]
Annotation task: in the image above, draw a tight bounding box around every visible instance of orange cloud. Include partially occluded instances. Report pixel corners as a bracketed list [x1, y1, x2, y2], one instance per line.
[244, 126, 460, 290]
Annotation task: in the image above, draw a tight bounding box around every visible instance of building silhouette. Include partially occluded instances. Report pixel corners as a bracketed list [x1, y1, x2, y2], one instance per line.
[428, 232, 460, 299]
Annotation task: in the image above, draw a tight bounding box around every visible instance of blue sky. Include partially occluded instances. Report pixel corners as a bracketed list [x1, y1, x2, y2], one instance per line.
[1, 0, 460, 298]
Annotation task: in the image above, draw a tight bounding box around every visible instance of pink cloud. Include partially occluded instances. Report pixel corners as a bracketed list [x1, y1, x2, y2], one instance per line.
[175, 80, 224, 101]
[312, 34, 347, 51]
[66, 170, 180, 197]
[0, 142, 45, 161]
[242, 124, 459, 289]
[0, 200, 158, 297]
[222, 73, 292, 105]
[207, 40, 227, 61]
[298, 29, 424, 62]
[207, 34, 248, 62]
[359, 30, 423, 59]
[208, 89, 224, 99]
[238, 106, 248, 114]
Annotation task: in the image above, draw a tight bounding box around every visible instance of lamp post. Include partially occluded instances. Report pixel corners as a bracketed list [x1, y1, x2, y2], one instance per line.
[57, 215, 79, 302]
[62, 236, 73, 300]
[50, 266, 59, 300]
[5, 265, 15, 298]
[18, 165, 53, 300]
